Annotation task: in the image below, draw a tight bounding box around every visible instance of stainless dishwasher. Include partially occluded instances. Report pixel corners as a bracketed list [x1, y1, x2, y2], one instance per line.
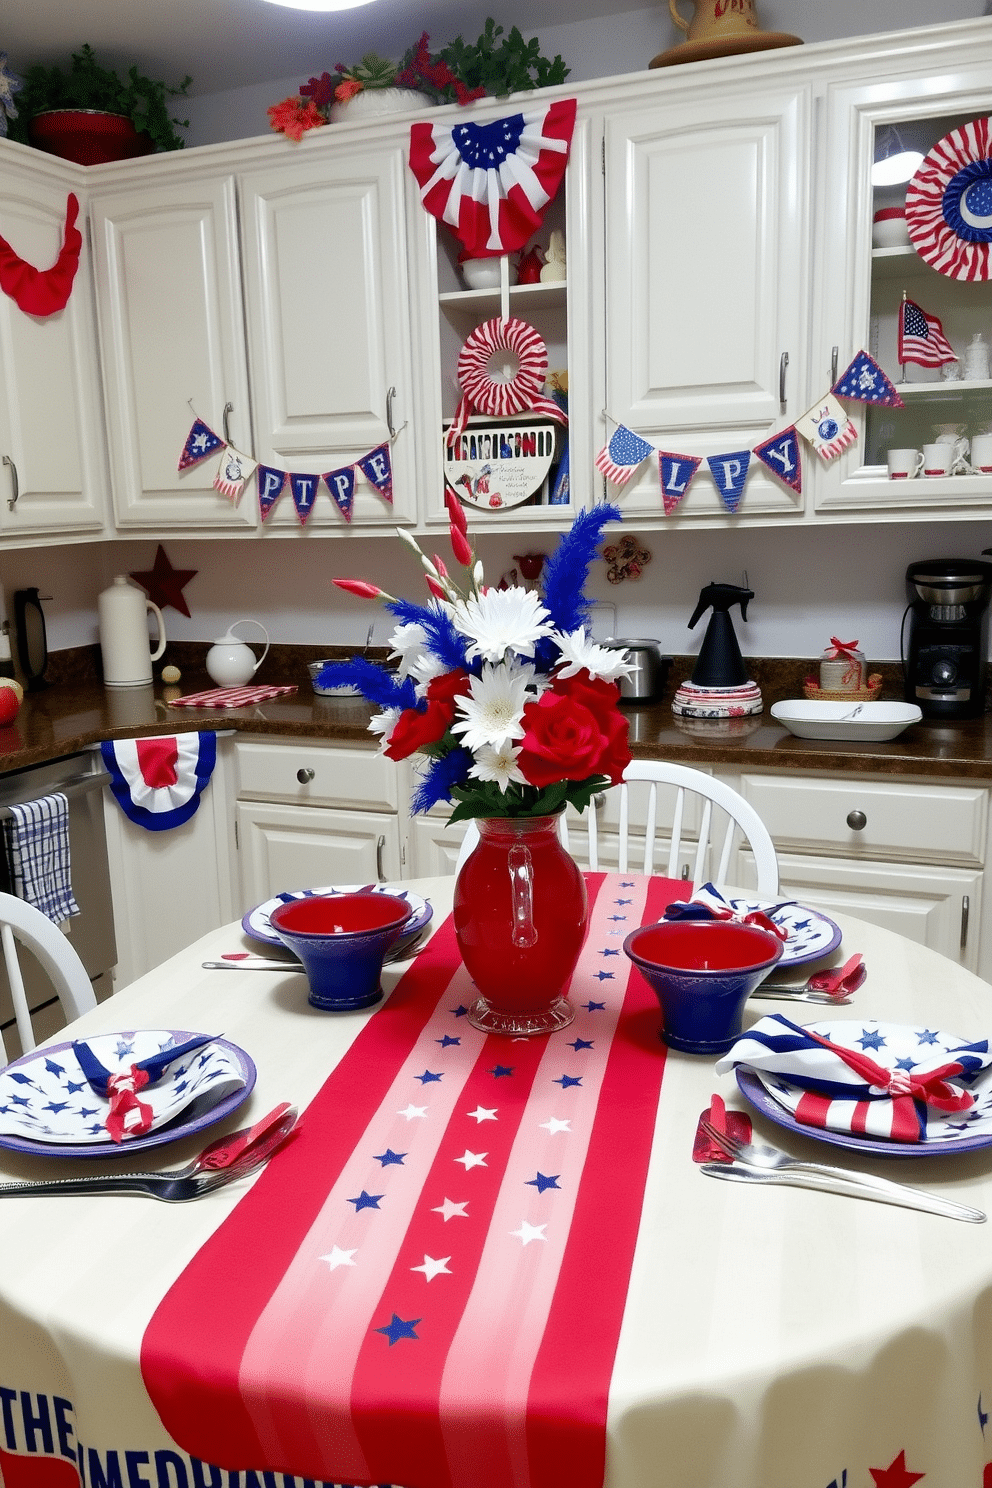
[0, 748, 117, 1058]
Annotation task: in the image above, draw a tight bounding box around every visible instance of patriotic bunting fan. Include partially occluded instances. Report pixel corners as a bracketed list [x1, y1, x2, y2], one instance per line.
[905, 116, 992, 281]
[408, 98, 576, 258]
[101, 734, 218, 832]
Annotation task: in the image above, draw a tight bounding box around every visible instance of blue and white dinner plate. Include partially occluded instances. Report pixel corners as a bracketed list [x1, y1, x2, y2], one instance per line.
[243, 884, 432, 951]
[0, 1030, 255, 1159]
[725, 897, 841, 967]
[738, 1018, 992, 1158]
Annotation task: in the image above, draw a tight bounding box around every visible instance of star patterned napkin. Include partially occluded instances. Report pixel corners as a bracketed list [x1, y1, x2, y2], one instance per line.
[716, 1014, 992, 1143]
[0, 1030, 247, 1145]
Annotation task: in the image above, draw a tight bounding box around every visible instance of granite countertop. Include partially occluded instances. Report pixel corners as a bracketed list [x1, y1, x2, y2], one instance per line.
[5, 645, 992, 783]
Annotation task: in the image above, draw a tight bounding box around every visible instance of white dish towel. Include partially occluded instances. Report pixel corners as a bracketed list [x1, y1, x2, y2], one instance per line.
[5, 793, 80, 926]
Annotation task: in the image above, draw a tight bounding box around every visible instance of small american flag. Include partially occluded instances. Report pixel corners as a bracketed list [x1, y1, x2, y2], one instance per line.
[594, 426, 654, 487]
[899, 298, 958, 368]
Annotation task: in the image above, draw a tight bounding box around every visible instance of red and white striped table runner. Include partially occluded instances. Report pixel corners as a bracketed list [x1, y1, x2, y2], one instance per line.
[141, 873, 683, 1488]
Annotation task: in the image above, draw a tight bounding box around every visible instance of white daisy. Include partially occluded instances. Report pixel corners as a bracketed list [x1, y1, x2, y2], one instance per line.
[367, 706, 401, 752]
[552, 628, 635, 684]
[469, 743, 528, 792]
[452, 587, 552, 664]
[388, 622, 429, 679]
[451, 660, 535, 752]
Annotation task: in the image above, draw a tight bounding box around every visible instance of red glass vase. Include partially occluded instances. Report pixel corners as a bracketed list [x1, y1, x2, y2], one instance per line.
[453, 815, 588, 1036]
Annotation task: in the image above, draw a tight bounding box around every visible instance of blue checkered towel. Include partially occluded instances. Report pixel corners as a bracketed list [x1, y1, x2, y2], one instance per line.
[5, 793, 80, 925]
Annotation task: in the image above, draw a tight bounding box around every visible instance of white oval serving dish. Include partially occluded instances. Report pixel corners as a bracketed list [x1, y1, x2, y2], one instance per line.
[770, 700, 923, 741]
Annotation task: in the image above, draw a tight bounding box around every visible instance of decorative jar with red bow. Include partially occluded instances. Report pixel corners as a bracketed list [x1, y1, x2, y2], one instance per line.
[819, 637, 866, 692]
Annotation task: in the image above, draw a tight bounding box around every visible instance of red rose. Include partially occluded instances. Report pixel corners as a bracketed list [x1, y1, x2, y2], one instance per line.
[383, 669, 471, 761]
[550, 670, 630, 784]
[516, 679, 630, 789]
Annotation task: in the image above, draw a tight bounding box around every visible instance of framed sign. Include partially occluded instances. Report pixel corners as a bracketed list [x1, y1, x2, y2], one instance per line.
[443, 416, 559, 510]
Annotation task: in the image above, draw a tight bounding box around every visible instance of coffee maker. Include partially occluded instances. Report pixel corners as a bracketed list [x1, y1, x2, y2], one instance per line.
[903, 557, 992, 719]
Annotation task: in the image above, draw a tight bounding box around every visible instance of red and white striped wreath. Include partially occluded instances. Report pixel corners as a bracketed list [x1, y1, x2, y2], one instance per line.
[448, 316, 568, 445]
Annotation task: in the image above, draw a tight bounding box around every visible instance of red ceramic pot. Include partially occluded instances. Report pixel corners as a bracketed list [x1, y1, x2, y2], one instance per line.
[28, 111, 156, 166]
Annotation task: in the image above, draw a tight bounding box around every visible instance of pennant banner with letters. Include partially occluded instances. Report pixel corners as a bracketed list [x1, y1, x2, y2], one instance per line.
[657, 452, 702, 514]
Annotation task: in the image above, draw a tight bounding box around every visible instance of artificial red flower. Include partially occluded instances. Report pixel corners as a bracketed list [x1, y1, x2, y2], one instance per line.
[333, 578, 383, 599]
[266, 97, 327, 142]
[445, 486, 469, 535]
[425, 576, 447, 601]
[334, 78, 364, 102]
[551, 670, 631, 784]
[384, 670, 469, 761]
[516, 679, 630, 789]
[300, 71, 335, 108]
[449, 522, 473, 567]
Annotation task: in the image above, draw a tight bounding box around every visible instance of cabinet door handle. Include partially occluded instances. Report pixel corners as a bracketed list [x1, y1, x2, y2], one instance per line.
[961, 894, 970, 952]
[846, 810, 867, 831]
[386, 386, 397, 441]
[831, 345, 839, 385]
[296, 767, 315, 784]
[222, 402, 234, 445]
[376, 834, 386, 881]
[3, 455, 18, 511]
[779, 351, 789, 406]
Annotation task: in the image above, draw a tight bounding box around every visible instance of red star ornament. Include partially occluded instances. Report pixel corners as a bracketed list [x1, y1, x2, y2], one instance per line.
[869, 1450, 925, 1487]
[129, 545, 198, 618]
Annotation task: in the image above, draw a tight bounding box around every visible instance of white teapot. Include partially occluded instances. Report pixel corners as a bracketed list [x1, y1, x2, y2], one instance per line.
[205, 619, 270, 688]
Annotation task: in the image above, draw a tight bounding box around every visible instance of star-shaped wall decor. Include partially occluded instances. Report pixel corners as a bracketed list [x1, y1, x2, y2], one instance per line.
[869, 1450, 925, 1487]
[129, 545, 198, 618]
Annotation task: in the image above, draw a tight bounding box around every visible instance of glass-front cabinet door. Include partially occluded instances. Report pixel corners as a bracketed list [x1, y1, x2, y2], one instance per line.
[814, 51, 992, 517]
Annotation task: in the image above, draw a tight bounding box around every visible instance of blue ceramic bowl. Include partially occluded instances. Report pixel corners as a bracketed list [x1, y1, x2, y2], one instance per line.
[269, 892, 414, 1011]
[623, 918, 784, 1055]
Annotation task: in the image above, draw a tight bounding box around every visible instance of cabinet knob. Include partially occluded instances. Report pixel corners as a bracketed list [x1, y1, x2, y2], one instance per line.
[846, 809, 867, 831]
[297, 767, 315, 784]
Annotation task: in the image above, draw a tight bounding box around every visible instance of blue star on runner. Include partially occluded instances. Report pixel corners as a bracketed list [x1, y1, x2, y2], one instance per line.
[593, 971, 614, 981]
[583, 1000, 606, 1012]
[608, 914, 627, 922]
[554, 1074, 582, 1089]
[452, 1005, 470, 1017]
[416, 1070, 443, 1083]
[436, 1035, 461, 1047]
[614, 898, 632, 906]
[375, 1314, 421, 1346]
[490, 1064, 514, 1078]
[569, 1038, 593, 1051]
[373, 1149, 406, 1166]
[600, 948, 619, 957]
[349, 1190, 385, 1211]
[526, 1172, 561, 1193]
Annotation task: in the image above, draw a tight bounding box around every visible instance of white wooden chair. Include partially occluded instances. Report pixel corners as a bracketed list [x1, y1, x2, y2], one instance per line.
[0, 893, 97, 1068]
[455, 761, 779, 896]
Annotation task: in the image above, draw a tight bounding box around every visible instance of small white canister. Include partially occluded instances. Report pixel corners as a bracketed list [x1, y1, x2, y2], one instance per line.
[819, 637, 866, 693]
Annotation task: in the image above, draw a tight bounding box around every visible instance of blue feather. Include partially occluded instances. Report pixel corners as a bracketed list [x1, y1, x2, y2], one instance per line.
[540, 503, 622, 634]
[386, 599, 470, 672]
[410, 748, 474, 814]
[315, 659, 417, 711]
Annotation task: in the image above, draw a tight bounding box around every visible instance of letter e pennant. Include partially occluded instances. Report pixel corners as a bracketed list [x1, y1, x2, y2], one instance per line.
[358, 444, 393, 504]
[753, 427, 802, 494]
[657, 451, 701, 514]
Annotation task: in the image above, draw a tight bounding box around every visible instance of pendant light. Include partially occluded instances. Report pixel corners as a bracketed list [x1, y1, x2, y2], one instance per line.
[871, 125, 924, 187]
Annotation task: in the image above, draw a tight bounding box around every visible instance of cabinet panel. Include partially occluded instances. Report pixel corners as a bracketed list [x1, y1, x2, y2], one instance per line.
[234, 740, 399, 811]
[603, 87, 809, 518]
[0, 168, 108, 535]
[237, 801, 401, 905]
[91, 175, 256, 530]
[776, 852, 981, 970]
[239, 146, 418, 527]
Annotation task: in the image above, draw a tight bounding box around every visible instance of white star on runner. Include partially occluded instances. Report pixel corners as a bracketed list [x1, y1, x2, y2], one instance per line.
[433, 1197, 469, 1221]
[398, 1103, 428, 1120]
[319, 1246, 357, 1270]
[455, 1149, 488, 1169]
[511, 1220, 548, 1245]
[411, 1254, 452, 1281]
[540, 1117, 571, 1135]
[468, 1105, 498, 1123]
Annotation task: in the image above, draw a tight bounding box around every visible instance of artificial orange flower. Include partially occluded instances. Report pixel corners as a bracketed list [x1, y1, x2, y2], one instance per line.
[334, 78, 365, 102]
[266, 97, 327, 142]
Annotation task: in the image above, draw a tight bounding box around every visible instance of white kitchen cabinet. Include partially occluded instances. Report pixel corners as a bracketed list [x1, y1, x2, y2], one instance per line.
[600, 82, 810, 521]
[0, 154, 109, 540]
[89, 171, 256, 531]
[734, 769, 988, 971]
[813, 40, 992, 517]
[233, 737, 404, 904]
[237, 140, 423, 529]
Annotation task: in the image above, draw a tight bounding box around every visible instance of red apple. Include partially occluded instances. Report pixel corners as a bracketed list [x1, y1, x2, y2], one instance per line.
[0, 680, 22, 725]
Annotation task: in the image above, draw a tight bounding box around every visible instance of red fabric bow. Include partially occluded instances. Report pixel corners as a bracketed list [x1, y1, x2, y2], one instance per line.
[105, 1065, 154, 1144]
[0, 193, 83, 317]
[805, 1027, 976, 1135]
[824, 636, 861, 661]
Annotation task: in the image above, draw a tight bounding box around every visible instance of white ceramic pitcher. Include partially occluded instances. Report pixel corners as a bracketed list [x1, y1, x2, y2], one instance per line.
[205, 620, 270, 688]
[98, 576, 167, 689]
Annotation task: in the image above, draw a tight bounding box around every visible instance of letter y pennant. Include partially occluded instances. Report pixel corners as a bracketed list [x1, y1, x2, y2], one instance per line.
[753, 427, 802, 494]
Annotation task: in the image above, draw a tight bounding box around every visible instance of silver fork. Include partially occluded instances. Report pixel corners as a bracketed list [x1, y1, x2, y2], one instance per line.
[0, 1142, 281, 1203]
[699, 1119, 985, 1223]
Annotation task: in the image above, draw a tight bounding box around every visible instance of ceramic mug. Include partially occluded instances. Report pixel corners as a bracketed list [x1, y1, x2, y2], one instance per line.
[922, 443, 953, 476]
[887, 448, 923, 480]
[971, 434, 992, 472]
[669, 0, 759, 42]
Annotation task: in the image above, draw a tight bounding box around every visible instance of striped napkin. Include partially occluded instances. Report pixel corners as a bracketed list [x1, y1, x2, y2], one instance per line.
[4, 793, 80, 925]
[167, 685, 297, 709]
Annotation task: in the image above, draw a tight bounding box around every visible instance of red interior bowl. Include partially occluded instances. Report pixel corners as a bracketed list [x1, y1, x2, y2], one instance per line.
[270, 892, 412, 938]
[626, 919, 783, 973]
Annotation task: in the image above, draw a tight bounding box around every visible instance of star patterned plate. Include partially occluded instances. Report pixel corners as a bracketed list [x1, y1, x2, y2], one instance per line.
[243, 885, 432, 951]
[738, 1019, 992, 1158]
[725, 898, 842, 967]
[0, 1030, 255, 1158]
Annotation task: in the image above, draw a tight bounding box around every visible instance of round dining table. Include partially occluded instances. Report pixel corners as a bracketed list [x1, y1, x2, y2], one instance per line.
[1, 872, 992, 1488]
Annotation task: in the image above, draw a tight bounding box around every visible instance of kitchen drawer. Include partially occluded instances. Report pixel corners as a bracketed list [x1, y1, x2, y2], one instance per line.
[741, 773, 988, 868]
[234, 740, 399, 812]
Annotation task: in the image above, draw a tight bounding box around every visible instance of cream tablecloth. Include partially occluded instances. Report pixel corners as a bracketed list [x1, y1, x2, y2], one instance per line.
[1, 878, 991, 1488]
